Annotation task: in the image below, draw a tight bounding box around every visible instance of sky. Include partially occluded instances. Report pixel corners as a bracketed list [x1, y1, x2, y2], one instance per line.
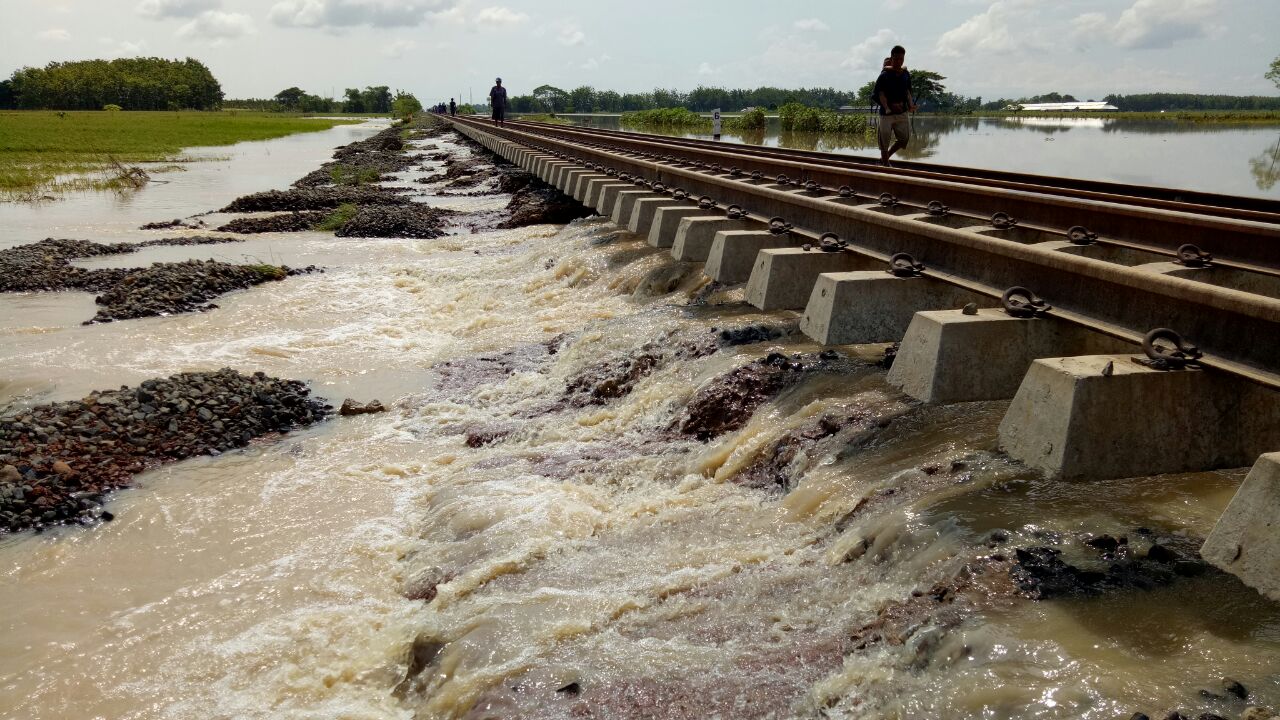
[1, 0, 1277, 104]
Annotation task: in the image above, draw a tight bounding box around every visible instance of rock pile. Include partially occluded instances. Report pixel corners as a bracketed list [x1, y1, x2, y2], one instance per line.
[293, 125, 417, 188]
[217, 212, 326, 234]
[89, 260, 318, 323]
[333, 204, 454, 239]
[0, 369, 330, 533]
[220, 186, 409, 213]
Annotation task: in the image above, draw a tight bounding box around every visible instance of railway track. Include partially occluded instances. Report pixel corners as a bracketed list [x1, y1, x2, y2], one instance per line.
[445, 116, 1280, 390]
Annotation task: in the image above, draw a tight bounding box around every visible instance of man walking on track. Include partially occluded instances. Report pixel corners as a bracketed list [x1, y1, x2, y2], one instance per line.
[874, 45, 916, 167]
[489, 78, 508, 126]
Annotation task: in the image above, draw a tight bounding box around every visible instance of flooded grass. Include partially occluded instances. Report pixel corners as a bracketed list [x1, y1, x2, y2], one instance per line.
[0, 110, 363, 199]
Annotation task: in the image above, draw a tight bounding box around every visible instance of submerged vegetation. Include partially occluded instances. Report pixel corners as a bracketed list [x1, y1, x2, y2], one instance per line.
[0, 110, 361, 199]
[313, 203, 358, 231]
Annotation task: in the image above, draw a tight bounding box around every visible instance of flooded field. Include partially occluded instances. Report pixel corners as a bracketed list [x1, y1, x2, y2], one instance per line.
[2, 117, 1278, 720]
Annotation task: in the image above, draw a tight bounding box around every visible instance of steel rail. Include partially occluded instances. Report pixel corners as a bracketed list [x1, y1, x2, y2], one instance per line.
[488, 119, 1280, 272]
[448, 116, 1280, 391]
[511, 118, 1280, 221]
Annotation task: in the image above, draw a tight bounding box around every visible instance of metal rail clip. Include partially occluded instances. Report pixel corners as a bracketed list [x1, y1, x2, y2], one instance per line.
[990, 212, 1018, 229]
[1175, 244, 1214, 268]
[768, 217, 793, 235]
[1067, 225, 1098, 245]
[888, 252, 925, 277]
[1001, 286, 1052, 317]
[927, 200, 950, 217]
[1136, 328, 1203, 370]
[819, 232, 848, 252]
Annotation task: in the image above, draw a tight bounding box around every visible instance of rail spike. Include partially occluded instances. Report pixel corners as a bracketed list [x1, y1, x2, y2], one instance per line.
[1136, 328, 1203, 370]
[1001, 286, 1052, 318]
[1176, 243, 1214, 268]
[887, 252, 925, 277]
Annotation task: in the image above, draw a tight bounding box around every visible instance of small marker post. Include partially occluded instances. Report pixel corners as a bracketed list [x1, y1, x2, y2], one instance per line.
[712, 108, 722, 140]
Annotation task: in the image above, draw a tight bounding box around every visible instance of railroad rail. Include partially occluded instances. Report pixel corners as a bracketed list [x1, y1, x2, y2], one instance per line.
[512, 117, 1280, 220]
[444, 115, 1280, 391]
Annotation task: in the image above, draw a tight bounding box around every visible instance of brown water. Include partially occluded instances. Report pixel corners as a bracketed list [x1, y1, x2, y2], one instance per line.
[2, 122, 1279, 720]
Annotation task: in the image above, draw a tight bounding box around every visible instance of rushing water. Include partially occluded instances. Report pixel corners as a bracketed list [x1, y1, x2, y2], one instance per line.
[2, 120, 1280, 720]
[563, 115, 1280, 200]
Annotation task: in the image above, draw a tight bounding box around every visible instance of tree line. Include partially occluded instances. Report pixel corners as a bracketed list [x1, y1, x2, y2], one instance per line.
[0, 58, 222, 110]
[223, 86, 399, 113]
[497, 75, 983, 115]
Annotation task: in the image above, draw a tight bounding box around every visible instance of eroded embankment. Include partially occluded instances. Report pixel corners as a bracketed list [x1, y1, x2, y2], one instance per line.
[361, 137, 1279, 720]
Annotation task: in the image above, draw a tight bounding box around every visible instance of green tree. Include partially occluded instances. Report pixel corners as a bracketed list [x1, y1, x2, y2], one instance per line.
[360, 86, 392, 114]
[569, 85, 596, 113]
[342, 88, 365, 113]
[274, 86, 306, 110]
[391, 90, 422, 118]
[1267, 55, 1280, 90]
[531, 84, 569, 113]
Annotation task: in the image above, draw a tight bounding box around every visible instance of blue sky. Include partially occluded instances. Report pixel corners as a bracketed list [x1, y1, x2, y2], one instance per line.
[2, 0, 1277, 104]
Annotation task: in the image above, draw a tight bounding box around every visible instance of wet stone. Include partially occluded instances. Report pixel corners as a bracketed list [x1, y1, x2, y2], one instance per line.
[0, 369, 330, 534]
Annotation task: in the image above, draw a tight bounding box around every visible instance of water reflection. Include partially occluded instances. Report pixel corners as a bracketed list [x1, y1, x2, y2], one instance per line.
[566, 115, 1280, 198]
[1250, 135, 1280, 191]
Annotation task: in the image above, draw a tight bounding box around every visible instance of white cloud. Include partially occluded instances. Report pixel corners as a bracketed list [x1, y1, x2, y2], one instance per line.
[38, 28, 72, 41]
[177, 10, 255, 42]
[475, 6, 527, 27]
[382, 38, 416, 57]
[1073, 0, 1221, 50]
[268, 0, 458, 29]
[793, 18, 829, 32]
[99, 37, 148, 56]
[556, 22, 585, 46]
[135, 0, 220, 19]
[580, 54, 610, 70]
[883, 0, 907, 9]
[936, 0, 1043, 58]
[842, 28, 898, 72]
[697, 61, 720, 76]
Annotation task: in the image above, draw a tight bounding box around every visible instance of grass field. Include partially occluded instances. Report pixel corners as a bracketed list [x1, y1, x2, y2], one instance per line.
[0, 110, 365, 199]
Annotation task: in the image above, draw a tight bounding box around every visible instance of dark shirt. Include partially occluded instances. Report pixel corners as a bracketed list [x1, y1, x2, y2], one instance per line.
[873, 69, 912, 115]
[489, 85, 507, 107]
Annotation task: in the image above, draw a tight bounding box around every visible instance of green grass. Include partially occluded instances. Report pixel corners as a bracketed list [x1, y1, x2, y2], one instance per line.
[245, 263, 288, 281]
[0, 110, 364, 199]
[330, 166, 381, 186]
[620, 108, 709, 129]
[313, 203, 357, 231]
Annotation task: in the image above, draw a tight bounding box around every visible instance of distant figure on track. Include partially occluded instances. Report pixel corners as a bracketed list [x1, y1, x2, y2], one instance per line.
[449, 98, 457, 116]
[489, 78, 508, 126]
[874, 45, 916, 167]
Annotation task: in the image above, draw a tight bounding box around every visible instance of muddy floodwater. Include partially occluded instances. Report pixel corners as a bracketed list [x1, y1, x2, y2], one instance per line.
[2, 118, 1280, 720]
[565, 114, 1280, 200]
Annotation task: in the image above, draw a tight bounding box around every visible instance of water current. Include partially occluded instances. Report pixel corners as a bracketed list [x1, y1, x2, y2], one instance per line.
[2, 119, 1279, 719]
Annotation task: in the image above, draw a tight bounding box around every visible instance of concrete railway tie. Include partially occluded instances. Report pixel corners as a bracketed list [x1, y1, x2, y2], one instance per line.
[449, 117, 1280, 600]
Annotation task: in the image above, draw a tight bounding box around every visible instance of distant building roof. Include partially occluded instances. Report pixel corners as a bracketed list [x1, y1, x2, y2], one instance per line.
[1017, 101, 1119, 111]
